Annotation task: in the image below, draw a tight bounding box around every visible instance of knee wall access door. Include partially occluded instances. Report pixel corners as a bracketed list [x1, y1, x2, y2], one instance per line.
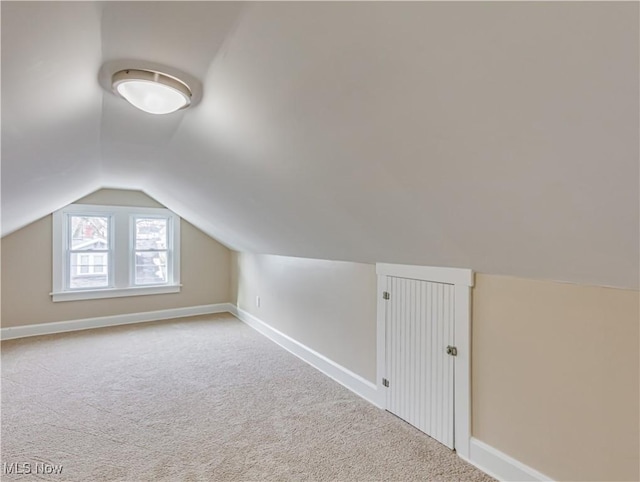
[384, 276, 456, 448]
[377, 263, 473, 457]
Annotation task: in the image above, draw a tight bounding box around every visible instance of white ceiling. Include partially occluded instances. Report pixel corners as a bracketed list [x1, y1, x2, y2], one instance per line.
[2, 2, 638, 288]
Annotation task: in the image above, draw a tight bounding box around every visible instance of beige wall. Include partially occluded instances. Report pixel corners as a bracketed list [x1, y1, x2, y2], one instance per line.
[76, 188, 165, 208]
[473, 274, 639, 481]
[1, 189, 231, 327]
[233, 252, 377, 381]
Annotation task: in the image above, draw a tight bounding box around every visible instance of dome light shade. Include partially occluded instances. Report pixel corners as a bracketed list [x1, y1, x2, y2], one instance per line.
[112, 69, 192, 115]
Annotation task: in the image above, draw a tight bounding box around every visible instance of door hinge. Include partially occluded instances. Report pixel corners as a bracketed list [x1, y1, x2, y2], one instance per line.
[383, 291, 390, 300]
[446, 345, 458, 357]
[382, 378, 390, 388]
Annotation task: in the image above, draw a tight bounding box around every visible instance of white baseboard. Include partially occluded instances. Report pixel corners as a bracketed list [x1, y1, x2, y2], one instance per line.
[1, 303, 235, 341]
[230, 306, 382, 408]
[462, 437, 553, 482]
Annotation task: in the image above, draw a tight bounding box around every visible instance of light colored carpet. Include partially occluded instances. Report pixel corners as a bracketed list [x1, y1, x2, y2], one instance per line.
[1, 314, 494, 481]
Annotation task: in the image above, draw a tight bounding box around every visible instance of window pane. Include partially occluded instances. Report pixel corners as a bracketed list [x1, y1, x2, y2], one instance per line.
[80, 255, 89, 274]
[135, 251, 167, 285]
[70, 253, 109, 289]
[70, 216, 109, 250]
[94, 255, 104, 273]
[135, 218, 167, 250]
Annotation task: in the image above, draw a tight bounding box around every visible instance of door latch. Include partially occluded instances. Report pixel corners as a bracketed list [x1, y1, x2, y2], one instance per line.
[446, 345, 458, 356]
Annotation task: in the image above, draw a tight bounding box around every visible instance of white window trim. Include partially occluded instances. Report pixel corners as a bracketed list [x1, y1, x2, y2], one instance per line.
[52, 204, 181, 302]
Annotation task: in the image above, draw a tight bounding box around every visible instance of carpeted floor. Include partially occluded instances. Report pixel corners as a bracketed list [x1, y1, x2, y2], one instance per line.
[1, 314, 494, 481]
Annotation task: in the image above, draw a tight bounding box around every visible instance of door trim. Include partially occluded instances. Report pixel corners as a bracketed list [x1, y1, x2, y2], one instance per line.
[376, 263, 474, 459]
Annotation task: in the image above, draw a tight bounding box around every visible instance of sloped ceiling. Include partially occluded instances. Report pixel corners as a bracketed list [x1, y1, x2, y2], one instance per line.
[2, 2, 638, 288]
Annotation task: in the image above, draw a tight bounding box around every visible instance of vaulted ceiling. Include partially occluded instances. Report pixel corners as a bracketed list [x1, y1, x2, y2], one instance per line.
[2, 2, 638, 288]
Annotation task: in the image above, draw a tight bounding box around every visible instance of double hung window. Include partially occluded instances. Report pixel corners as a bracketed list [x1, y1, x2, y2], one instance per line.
[52, 204, 180, 302]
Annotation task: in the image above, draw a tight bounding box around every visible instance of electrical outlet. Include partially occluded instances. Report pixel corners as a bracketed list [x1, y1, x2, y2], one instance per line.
[256, 296, 260, 308]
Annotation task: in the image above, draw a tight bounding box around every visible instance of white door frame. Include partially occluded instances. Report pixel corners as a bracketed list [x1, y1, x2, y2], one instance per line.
[376, 263, 474, 459]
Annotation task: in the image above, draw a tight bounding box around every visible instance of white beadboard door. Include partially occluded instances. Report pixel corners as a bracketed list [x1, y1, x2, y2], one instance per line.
[385, 276, 455, 449]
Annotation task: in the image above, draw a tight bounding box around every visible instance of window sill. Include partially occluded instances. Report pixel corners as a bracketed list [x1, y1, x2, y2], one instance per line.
[51, 284, 182, 302]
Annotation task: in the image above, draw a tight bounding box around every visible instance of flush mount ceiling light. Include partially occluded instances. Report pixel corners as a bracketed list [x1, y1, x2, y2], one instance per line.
[112, 69, 192, 115]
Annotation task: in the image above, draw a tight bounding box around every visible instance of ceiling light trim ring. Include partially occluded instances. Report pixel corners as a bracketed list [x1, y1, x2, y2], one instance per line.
[112, 69, 193, 114]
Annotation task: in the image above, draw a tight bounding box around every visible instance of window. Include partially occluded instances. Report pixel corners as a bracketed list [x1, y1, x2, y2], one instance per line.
[70, 216, 110, 287]
[134, 217, 168, 285]
[52, 204, 180, 302]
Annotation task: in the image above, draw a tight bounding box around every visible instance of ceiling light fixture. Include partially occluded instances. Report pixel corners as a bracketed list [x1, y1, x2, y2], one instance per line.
[111, 69, 192, 115]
